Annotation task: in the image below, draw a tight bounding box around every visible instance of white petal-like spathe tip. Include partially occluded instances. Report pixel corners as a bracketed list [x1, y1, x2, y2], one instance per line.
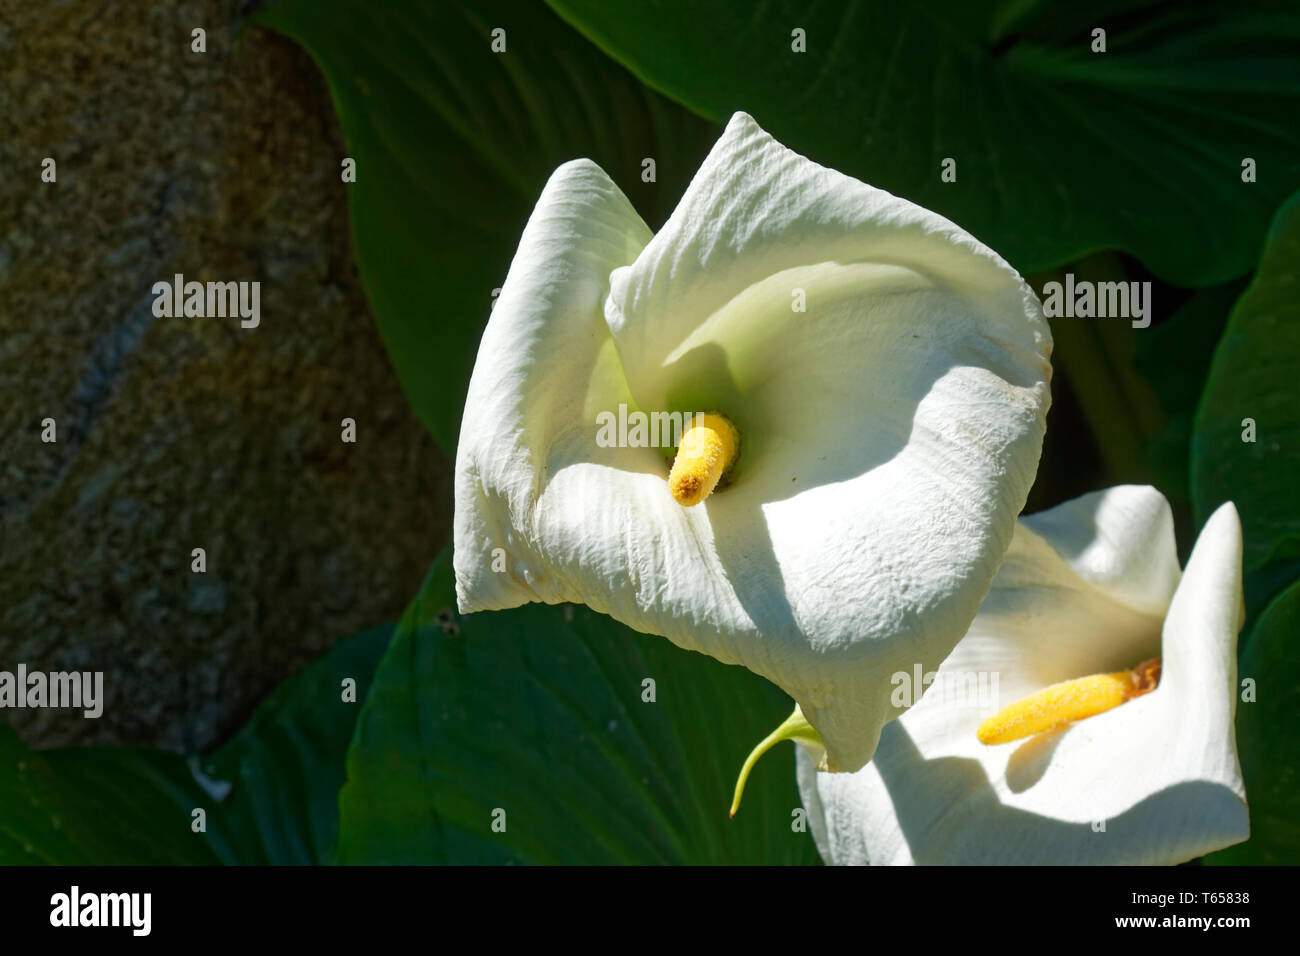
[453, 159, 652, 611]
[455, 114, 1051, 773]
[800, 487, 1250, 864]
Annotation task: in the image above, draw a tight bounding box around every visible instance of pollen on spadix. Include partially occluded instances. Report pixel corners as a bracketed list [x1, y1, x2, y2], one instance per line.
[668, 412, 740, 507]
[976, 658, 1161, 745]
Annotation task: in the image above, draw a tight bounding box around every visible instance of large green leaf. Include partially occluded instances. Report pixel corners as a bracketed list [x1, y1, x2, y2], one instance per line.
[1135, 279, 1245, 503]
[0, 622, 392, 864]
[0, 725, 218, 865]
[254, 0, 717, 454]
[336, 555, 821, 864]
[1192, 190, 1300, 581]
[196, 622, 394, 865]
[1205, 578, 1300, 865]
[546, 0, 1300, 285]
[1029, 254, 1164, 488]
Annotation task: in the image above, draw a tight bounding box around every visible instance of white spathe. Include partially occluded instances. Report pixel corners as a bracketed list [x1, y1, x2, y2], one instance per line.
[453, 112, 1052, 773]
[798, 486, 1250, 863]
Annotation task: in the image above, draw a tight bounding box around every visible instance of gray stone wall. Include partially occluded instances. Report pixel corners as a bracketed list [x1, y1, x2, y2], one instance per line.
[0, 0, 450, 751]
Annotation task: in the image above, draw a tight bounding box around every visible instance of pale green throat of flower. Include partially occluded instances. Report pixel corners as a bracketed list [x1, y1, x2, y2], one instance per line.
[669, 411, 741, 507]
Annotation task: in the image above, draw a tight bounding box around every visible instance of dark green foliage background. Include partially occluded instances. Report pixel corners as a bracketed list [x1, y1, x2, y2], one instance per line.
[3, 0, 1296, 865]
[335, 555, 817, 865]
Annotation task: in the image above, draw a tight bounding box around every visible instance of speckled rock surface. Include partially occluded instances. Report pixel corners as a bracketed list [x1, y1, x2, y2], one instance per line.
[0, 0, 450, 751]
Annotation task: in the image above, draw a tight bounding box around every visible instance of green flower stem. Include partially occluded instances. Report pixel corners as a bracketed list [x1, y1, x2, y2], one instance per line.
[730, 705, 824, 817]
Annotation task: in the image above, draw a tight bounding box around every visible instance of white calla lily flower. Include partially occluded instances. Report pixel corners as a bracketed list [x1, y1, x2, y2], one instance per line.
[798, 485, 1250, 863]
[453, 112, 1052, 773]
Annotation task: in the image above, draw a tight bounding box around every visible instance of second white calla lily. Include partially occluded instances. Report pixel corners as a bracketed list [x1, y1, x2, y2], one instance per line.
[453, 112, 1052, 773]
[798, 486, 1250, 863]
